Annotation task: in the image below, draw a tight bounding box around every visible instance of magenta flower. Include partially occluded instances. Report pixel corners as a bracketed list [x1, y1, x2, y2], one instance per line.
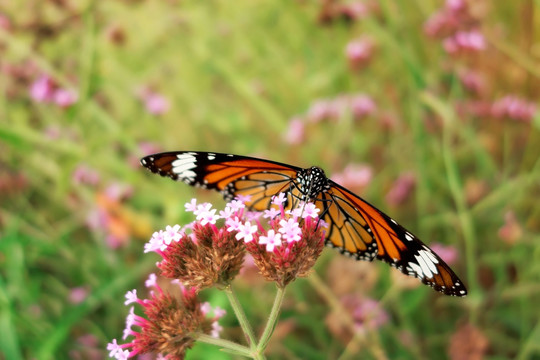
[53, 88, 78, 108]
[30, 75, 55, 102]
[444, 29, 486, 54]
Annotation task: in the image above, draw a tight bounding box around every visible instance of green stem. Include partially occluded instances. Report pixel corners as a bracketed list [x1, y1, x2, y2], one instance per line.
[224, 285, 258, 350]
[195, 333, 253, 357]
[257, 286, 286, 352]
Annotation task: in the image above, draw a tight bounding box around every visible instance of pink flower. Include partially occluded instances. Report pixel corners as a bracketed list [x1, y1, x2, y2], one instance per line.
[53, 88, 78, 107]
[226, 216, 242, 232]
[263, 207, 281, 219]
[458, 69, 486, 94]
[185, 198, 198, 212]
[272, 192, 287, 206]
[491, 96, 536, 123]
[444, 29, 486, 54]
[331, 163, 373, 191]
[69, 287, 89, 304]
[235, 221, 258, 243]
[199, 208, 219, 226]
[258, 229, 282, 252]
[145, 273, 157, 288]
[498, 211, 522, 245]
[429, 243, 458, 265]
[30, 75, 55, 102]
[163, 225, 183, 245]
[124, 290, 139, 305]
[278, 218, 302, 243]
[284, 117, 305, 145]
[350, 94, 376, 119]
[345, 37, 374, 69]
[385, 172, 416, 206]
[302, 203, 320, 219]
[72, 164, 100, 186]
[144, 92, 170, 115]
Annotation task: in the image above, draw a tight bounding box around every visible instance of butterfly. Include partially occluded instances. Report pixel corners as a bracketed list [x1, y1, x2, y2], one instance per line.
[141, 151, 467, 297]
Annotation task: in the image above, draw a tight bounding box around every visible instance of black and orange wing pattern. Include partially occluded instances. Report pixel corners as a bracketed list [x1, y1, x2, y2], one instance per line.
[318, 182, 467, 296]
[140, 151, 302, 211]
[141, 151, 467, 296]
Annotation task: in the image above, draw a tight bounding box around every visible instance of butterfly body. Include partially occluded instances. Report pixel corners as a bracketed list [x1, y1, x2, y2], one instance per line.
[141, 151, 467, 297]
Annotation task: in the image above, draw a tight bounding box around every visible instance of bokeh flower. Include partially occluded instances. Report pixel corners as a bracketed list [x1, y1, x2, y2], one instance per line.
[385, 172, 416, 206]
[345, 36, 375, 70]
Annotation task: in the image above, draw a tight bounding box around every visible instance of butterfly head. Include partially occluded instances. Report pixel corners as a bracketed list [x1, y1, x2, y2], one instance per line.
[296, 166, 330, 201]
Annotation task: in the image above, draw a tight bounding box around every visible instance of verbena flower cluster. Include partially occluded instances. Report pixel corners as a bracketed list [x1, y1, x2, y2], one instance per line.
[108, 193, 326, 359]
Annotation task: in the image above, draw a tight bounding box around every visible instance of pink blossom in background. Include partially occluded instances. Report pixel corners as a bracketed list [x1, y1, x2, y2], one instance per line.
[284, 117, 305, 145]
[458, 69, 486, 95]
[342, 295, 389, 334]
[136, 86, 170, 115]
[0, 13, 11, 31]
[385, 172, 416, 206]
[443, 29, 486, 54]
[429, 243, 458, 265]
[72, 164, 100, 186]
[498, 211, 522, 245]
[445, 0, 467, 13]
[30, 75, 55, 102]
[345, 37, 374, 70]
[338, 1, 370, 21]
[69, 287, 89, 304]
[144, 92, 170, 115]
[350, 94, 377, 119]
[105, 183, 134, 201]
[491, 96, 536, 123]
[307, 99, 333, 123]
[53, 88, 78, 108]
[331, 163, 373, 191]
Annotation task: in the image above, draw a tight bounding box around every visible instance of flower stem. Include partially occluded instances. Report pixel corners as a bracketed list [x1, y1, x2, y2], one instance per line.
[224, 285, 258, 350]
[257, 285, 286, 352]
[195, 333, 253, 357]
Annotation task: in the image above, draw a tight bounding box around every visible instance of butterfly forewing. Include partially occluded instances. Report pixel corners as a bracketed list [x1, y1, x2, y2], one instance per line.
[327, 181, 467, 296]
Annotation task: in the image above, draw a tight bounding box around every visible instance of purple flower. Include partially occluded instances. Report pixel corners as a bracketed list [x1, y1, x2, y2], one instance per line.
[145, 93, 170, 115]
[350, 94, 376, 119]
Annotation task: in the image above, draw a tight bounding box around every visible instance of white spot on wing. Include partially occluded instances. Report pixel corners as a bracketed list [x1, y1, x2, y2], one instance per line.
[405, 233, 414, 241]
[414, 253, 434, 278]
[172, 153, 197, 180]
[208, 153, 216, 160]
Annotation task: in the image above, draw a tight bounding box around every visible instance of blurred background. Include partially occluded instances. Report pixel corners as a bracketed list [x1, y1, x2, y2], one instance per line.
[1, 0, 539, 359]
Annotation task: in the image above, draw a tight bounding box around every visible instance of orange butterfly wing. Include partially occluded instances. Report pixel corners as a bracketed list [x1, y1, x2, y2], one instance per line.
[141, 151, 301, 211]
[319, 181, 467, 296]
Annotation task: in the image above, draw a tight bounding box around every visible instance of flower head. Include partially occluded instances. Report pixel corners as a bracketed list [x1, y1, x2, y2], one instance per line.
[109, 281, 215, 359]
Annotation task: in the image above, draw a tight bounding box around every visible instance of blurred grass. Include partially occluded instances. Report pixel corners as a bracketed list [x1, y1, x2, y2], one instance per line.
[1, 0, 540, 359]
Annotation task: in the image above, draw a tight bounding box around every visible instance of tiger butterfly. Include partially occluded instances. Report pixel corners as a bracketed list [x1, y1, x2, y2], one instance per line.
[141, 151, 467, 296]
